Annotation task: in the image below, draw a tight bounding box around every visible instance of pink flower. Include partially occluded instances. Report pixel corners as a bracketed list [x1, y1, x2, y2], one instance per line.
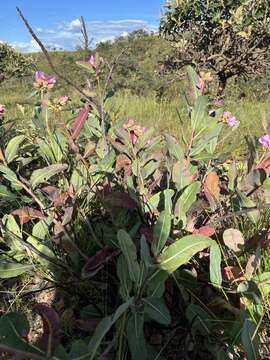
[196, 78, 205, 95]
[129, 130, 138, 144]
[259, 134, 270, 149]
[0, 104, 6, 117]
[47, 76, 56, 89]
[34, 71, 56, 90]
[222, 111, 239, 127]
[123, 119, 147, 145]
[88, 55, 96, 68]
[35, 71, 47, 82]
[58, 96, 69, 106]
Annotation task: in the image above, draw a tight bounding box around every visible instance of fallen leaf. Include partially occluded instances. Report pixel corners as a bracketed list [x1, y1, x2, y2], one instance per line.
[223, 228, 244, 252]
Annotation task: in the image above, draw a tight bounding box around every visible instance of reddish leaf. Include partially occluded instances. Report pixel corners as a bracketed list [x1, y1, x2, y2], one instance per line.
[115, 154, 132, 176]
[193, 226, 215, 237]
[204, 172, 220, 210]
[62, 206, 73, 226]
[33, 303, 61, 356]
[71, 105, 91, 140]
[222, 266, 243, 282]
[245, 254, 260, 280]
[82, 247, 119, 278]
[256, 156, 270, 175]
[104, 191, 137, 210]
[139, 225, 154, 242]
[75, 318, 100, 332]
[110, 138, 126, 152]
[12, 207, 46, 225]
[42, 186, 69, 207]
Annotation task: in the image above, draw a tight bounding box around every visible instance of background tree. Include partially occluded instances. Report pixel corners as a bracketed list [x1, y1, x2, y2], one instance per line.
[160, 0, 270, 97]
[0, 43, 33, 84]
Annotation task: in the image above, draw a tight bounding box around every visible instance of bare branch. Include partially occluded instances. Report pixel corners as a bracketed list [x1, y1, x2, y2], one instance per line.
[16, 7, 95, 105]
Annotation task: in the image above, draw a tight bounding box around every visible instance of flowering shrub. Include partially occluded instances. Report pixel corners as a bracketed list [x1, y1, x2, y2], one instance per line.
[0, 104, 6, 118]
[0, 62, 269, 360]
[34, 71, 56, 91]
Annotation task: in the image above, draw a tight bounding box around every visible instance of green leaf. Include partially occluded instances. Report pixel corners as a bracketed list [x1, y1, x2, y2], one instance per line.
[151, 210, 171, 257]
[241, 319, 259, 360]
[210, 243, 222, 287]
[76, 61, 95, 74]
[157, 235, 214, 273]
[253, 272, 270, 296]
[165, 134, 184, 161]
[69, 340, 88, 358]
[186, 304, 213, 336]
[88, 299, 133, 360]
[0, 262, 34, 278]
[187, 66, 201, 100]
[191, 96, 208, 132]
[127, 312, 147, 360]
[143, 297, 171, 325]
[26, 236, 55, 265]
[30, 163, 68, 189]
[5, 135, 26, 164]
[0, 185, 17, 200]
[0, 312, 43, 355]
[37, 132, 67, 163]
[141, 160, 160, 180]
[71, 163, 88, 194]
[0, 165, 22, 188]
[147, 270, 168, 298]
[235, 191, 259, 223]
[118, 230, 140, 284]
[174, 181, 200, 225]
[2, 214, 24, 254]
[117, 254, 132, 301]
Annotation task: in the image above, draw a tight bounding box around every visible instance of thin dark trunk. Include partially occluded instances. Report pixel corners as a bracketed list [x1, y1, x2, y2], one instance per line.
[217, 74, 227, 98]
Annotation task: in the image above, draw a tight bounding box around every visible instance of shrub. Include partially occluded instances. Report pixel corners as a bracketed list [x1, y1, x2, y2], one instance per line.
[160, 0, 270, 97]
[0, 57, 269, 359]
[0, 43, 33, 83]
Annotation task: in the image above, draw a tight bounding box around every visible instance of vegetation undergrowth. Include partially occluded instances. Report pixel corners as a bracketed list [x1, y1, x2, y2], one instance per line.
[0, 50, 270, 360]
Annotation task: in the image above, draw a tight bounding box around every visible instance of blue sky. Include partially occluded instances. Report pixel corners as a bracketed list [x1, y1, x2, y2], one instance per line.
[0, 0, 165, 52]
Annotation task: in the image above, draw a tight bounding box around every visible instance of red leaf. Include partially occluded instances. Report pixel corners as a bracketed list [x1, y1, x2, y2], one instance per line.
[71, 105, 91, 140]
[256, 156, 270, 175]
[139, 225, 154, 242]
[193, 226, 215, 237]
[33, 303, 61, 356]
[82, 247, 119, 277]
[12, 207, 46, 225]
[42, 186, 69, 207]
[115, 154, 132, 176]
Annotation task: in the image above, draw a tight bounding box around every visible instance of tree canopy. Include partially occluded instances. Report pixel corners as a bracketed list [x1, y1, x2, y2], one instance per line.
[160, 0, 270, 96]
[0, 43, 33, 83]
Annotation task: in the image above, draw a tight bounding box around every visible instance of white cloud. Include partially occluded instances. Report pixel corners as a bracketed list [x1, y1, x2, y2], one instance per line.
[9, 18, 158, 53]
[68, 18, 82, 30]
[11, 39, 40, 53]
